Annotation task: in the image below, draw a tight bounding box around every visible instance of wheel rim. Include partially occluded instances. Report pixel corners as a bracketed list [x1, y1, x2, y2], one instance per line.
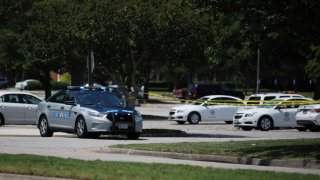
[40, 118, 47, 135]
[260, 118, 271, 130]
[190, 113, 199, 123]
[77, 119, 84, 136]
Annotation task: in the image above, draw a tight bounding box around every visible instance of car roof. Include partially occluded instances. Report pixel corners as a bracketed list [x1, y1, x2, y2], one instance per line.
[249, 93, 304, 97]
[0, 91, 37, 95]
[272, 97, 309, 101]
[202, 95, 241, 100]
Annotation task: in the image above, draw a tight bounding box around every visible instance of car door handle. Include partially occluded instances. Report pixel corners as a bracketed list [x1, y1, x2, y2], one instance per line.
[61, 106, 64, 110]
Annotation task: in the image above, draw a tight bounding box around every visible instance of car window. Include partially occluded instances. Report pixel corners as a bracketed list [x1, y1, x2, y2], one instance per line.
[48, 93, 66, 103]
[264, 96, 276, 100]
[21, 94, 42, 105]
[76, 92, 123, 107]
[247, 96, 261, 104]
[0, 94, 20, 103]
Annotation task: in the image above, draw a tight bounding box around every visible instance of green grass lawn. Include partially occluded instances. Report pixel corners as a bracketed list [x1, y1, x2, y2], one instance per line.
[0, 154, 318, 180]
[112, 138, 320, 160]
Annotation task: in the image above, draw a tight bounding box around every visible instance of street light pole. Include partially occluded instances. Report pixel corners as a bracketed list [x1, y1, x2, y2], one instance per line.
[256, 48, 260, 93]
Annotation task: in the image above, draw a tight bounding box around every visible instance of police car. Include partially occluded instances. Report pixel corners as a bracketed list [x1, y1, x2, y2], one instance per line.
[36, 86, 143, 139]
[233, 97, 311, 131]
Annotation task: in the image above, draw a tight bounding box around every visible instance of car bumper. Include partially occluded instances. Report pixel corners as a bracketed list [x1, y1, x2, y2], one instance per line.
[86, 116, 143, 133]
[168, 112, 187, 121]
[233, 117, 258, 127]
[296, 114, 320, 127]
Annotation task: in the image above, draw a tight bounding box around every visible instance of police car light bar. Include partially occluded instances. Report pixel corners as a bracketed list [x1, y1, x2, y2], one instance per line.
[67, 86, 106, 91]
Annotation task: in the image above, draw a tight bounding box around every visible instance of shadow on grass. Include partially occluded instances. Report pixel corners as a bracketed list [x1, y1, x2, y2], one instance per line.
[141, 129, 248, 138]
[235, 144, 320, 160]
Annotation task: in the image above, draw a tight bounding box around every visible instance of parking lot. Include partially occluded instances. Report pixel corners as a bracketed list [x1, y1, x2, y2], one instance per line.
[0, 94, 320, 176]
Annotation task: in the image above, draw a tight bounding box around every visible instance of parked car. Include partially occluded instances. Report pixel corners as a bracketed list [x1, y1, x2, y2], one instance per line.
[169, 95, 245, 124]
[295, 104, 320, 132]
[172, 88, 187, 99]
[15, 79, 40, 90]
[36, 86, 143, 139]
[187, 83, 245, 100]
[0, 92, 43, 125]
[0, 77, 9, 89]
[233, 97, 311, 131]
[247, 93, 306, 105]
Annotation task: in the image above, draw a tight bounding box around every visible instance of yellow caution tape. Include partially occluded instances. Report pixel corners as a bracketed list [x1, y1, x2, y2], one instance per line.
[146, 92, 319, 106]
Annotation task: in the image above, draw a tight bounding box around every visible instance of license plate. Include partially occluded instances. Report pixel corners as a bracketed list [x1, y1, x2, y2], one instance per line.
[118, 123, 128, 129]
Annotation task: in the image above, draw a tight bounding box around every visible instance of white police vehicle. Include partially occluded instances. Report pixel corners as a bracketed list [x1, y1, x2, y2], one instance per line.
[36, 86, 143, 139]
[233, 98, 311, 131]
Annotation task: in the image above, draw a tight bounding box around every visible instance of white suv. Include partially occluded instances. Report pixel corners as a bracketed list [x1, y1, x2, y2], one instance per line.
[247, 93, 305, 105]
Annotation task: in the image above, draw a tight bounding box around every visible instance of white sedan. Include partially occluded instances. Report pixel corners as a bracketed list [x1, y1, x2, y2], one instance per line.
[15, 79, 40, 90]
[233, 98, 311, 131]
[296, 104, 320, 132]
[0, 91, 43, 125]
[169, 95, 244, 124]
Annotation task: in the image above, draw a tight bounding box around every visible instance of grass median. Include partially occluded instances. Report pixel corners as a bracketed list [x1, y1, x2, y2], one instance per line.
[112, 138, 320, 160]
[0, 154, 319, 180]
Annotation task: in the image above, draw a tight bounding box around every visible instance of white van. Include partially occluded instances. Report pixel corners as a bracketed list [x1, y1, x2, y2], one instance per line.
[247, 93, 306, 105]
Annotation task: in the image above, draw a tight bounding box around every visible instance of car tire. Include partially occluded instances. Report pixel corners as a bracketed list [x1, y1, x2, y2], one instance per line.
[39, 116, 53, 137]
[297, 127, 307, 131]
[76, 117, 89, 138]
[258, 116, 273, 131]
[176, 121, 186, 125]
[225, 121, 233, 124]
[240, 126, 253, 131]
[187, 112, 200, 124]
[126, 132, 140, 139]
[0, 114, 4, 126]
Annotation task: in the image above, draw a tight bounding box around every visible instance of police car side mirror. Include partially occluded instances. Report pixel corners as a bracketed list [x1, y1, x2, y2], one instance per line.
[65, 97, 76, 106]
[66, 100, 76, 106]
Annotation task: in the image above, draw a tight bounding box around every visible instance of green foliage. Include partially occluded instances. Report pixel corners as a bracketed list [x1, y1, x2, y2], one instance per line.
[0, 154, 318, 180]
[113, 138, 320, 160]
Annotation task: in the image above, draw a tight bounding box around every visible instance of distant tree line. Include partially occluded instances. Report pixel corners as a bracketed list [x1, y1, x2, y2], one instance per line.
[0, 0, 319, 104]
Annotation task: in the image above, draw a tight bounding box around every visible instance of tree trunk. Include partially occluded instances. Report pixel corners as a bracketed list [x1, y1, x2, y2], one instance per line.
[39, 69, 51, 100]
[313, 80, 320, 100]
[69, 55, 85, 86]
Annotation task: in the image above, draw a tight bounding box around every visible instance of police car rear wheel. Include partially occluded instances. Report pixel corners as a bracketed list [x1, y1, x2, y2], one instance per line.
[76, 117, 88, 138]
[39, 116, 53, 137]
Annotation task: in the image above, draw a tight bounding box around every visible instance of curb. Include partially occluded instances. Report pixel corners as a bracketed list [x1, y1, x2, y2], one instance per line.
[97, 147, 320, 169]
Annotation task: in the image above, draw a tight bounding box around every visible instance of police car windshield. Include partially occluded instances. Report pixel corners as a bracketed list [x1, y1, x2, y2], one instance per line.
[76, 92, 123, 107]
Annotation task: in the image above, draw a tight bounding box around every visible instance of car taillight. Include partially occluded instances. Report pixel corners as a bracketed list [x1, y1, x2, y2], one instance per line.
[314, 108, 320, 113]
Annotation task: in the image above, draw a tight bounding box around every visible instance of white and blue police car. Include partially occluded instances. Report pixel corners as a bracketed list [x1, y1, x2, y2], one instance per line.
[36, 86, 143, 139]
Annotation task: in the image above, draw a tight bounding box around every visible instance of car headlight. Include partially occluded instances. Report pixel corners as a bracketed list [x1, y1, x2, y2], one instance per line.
[88, 111, 105, 117]
[245, 112, 257, 117]
[177, 110, 185, 113]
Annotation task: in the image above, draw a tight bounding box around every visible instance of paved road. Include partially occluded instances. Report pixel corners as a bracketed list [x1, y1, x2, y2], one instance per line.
[0, 122, 319, 176]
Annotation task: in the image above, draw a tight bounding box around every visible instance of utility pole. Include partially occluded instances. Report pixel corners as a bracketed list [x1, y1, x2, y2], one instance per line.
[256, 48, 260, 93]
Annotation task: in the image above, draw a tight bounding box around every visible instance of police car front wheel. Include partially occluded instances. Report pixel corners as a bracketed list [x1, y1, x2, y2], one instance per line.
[39, 116, 53, 137]
[76, 117, 89, 138]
